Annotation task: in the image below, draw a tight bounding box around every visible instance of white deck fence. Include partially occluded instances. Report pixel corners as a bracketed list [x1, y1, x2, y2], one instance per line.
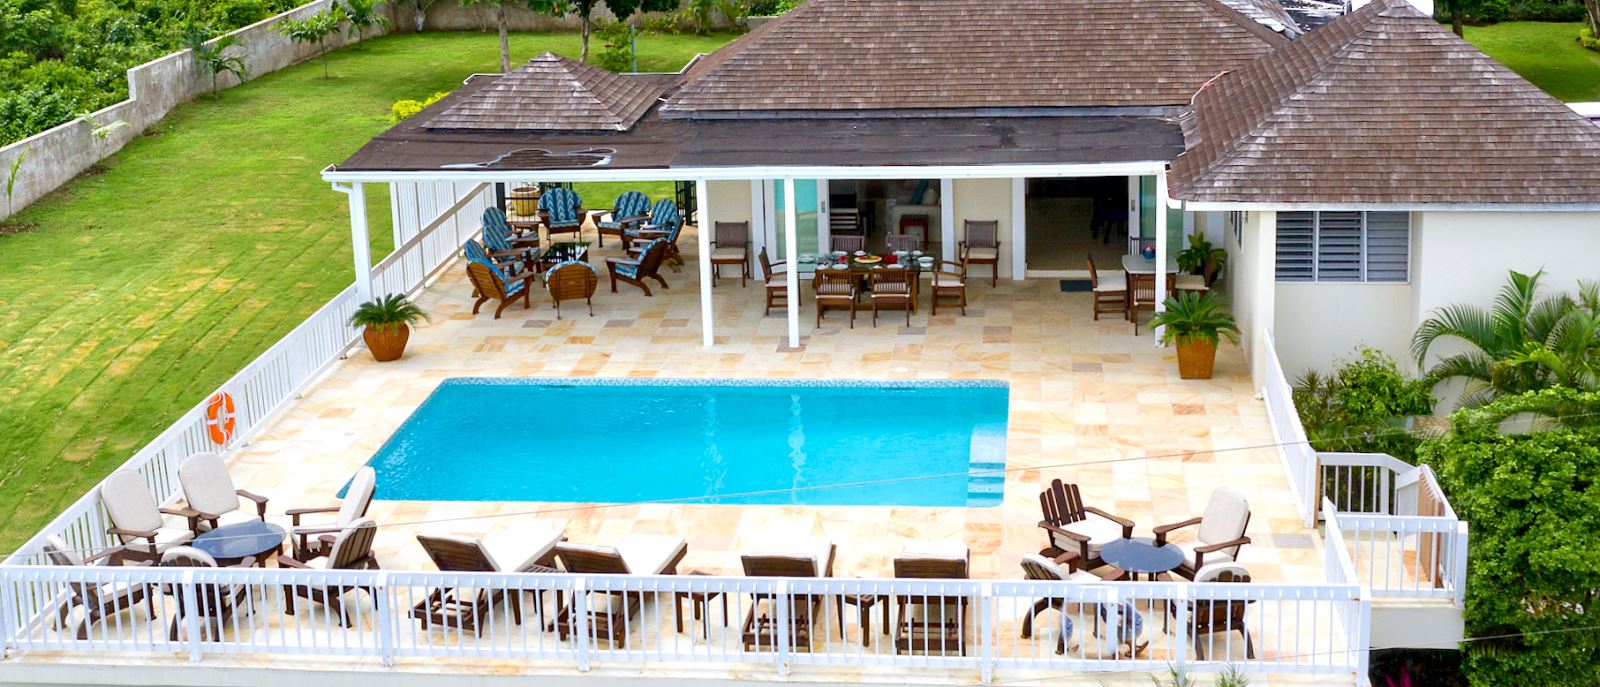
[0, 565, 1368, 681]
[1262, 332, 1469, 605]
[5, 181, 491, 569]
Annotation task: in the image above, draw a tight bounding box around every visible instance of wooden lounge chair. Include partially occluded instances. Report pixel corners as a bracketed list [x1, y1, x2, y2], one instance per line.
[466, 258, 536, 319]
[760, 250, 790, 315]
[831, 234, 866, 254]
[740, 538, 837, 652]
[1037, 479, 1134, 571]
[537, 187, 584, 241]
[1153, 487, 1252, 579]
[1017, 552, 1101, 654]
[285, 466, 375, 558]
[43, 536, 156, 640]
[868, 267, 913, 327]
[606, 238, 670, 296]
[99, 470, 195, 563]
[931, 260, 967, 316]
[595, 191, 650, 247]
[160, 546, 253, 641]
[892, 540, 971, 656]
[545, 260, 599, 318]
[1087, 255, 1127, 321]
[177, 452, 268, 533]
[625, 199, 684, 270]
[413, 526, 567, 636]
[814, 269, 857, 328]
[1174, 562, 1256, 659]
[960, 220, 1001, 287]
[277, 518, 380, 627]
[711, 221, 752, 287]
[553, 534, 687, 645]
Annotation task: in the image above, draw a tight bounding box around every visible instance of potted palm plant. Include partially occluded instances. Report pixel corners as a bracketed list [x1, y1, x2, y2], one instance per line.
[1149, 291, 1240, 380]
[350, 294, 429, 362]
[1176, 230, 1227, 281]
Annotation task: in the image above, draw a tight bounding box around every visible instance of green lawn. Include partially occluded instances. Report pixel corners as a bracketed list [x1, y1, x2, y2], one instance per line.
[0, 30, 735, 552]
[1465, 22, 1600, 102]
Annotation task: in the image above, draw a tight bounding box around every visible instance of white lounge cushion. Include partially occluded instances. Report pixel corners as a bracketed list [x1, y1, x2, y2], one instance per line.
[1048, 513, 1126, 555]
[902, 539, 969, 563]
[179, 452, 244, 518]
[711, 247, 746, 260]
[337, 467, 376, 525]
[484, 524, 566, 572]
[749, 537, 834, 575]
[1192, 562, 1250, 583]
[966, 247, 999, 260]
[1197, 488, 1251, 551]
[213, 509, 259, 528]
[1178, 542, 1236, 571]
[100, 470, 166, 533]
[616, 533, 687, 575]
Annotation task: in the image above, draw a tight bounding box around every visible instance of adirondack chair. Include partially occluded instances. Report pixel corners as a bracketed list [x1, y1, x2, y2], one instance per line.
[625, 199, 684, 269]
[1037, 479, 1134, 570]
[466, 258, 536, 318]
[595, 191, 650, 247]
[545, 259, 599, 318]
[606, 239, 670, 296]
[538, 187, 584, 241]
[484, 206, 539, 245]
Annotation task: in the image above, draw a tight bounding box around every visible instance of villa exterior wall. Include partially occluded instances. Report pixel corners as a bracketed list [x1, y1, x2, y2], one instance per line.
[1274, 282, 1414, 377]
[950, 178, 1016, 278]
[1229, 210, 1277, 387]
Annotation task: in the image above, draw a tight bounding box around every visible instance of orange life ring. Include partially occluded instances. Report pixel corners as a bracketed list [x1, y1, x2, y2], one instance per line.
[205, 392, 237, 446]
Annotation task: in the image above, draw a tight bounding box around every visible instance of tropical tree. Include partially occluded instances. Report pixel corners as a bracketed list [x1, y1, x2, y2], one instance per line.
[408, 0, 439, 31]
[189, 34, 250, 97]
[3, 149, 24, 220]
[275, 7, 349, 79]
[459, 0, 516, 72]
[1412, 270, 1600, 408]
[343, 0, 392, 44]
[529, 0, 678, 63]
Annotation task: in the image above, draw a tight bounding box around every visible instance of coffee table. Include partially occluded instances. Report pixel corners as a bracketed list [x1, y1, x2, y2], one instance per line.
[538, 241, 590, 270]
[192, 521, 286, 567]
[1099, 537, 1183, 582]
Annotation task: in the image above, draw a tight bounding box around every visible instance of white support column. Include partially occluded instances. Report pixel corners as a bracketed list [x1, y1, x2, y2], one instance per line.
[697, 179, 715, 348]
[783, 178, 800, 348]
[1153, 170, 1170, 342]
[749, 181, 766, 272]
[1010, 177, 1026, 281]
[349, 181, 373, 302]
[939, 178, 955, 261]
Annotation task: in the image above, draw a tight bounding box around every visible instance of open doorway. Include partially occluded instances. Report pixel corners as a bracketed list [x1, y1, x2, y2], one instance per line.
[825, 179, 942, 257]
[1023, 177, 1128, 273]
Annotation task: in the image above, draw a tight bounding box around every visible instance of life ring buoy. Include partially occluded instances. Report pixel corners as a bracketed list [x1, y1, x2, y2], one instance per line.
[205, 392, 237, 446]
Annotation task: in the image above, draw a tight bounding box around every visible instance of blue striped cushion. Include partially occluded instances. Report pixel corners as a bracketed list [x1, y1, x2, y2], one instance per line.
[469, 257, 521, 296]
[505, 279, 525, 296]
[539, 188, 582, 227]
[614, 263, 639, 278]
[463, 239, 488, 262]
[615, 191, 649, 217]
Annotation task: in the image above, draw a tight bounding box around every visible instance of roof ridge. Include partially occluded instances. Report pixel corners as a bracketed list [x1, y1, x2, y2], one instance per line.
[1198, 0, 1298, 43]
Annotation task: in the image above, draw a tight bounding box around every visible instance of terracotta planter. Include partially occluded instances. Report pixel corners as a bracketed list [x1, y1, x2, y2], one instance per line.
[1175, 338, 1217, 380]
[509, 186, 540, 217]
[363, 324, 410, 362]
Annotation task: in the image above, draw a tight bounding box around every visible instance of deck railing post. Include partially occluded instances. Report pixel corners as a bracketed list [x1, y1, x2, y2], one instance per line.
[1171, 585, 1189, 672]
[774, 580, 792, 676]
[373, 571, 396, 666]
[572, 577, 591, 672]
[0, 571, 16, 656]
[180, 570, 202, 662]
[978, 582, 994, 684]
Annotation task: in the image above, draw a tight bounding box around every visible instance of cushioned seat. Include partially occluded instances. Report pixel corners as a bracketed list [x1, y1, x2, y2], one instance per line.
[616, 533, 689, 575]
[711, 247, 746, 260]
[1174, 274, 1208, 291]
[933, 273, 963, 288]
[966, 247, 999, 260]
[1046, 512, 1127, 555]
[748, 536, 834, 575]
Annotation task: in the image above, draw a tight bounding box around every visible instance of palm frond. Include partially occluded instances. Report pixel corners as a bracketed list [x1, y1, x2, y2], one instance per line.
[1412, 303, 1499, 365]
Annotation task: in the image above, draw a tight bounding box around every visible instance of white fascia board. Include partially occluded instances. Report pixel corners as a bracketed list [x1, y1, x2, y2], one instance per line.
[320, 161, 1170, 184]
[1174, 199, 1600, 212]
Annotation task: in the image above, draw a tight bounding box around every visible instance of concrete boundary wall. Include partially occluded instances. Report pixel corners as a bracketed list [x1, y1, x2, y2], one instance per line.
[0, 0, 395, 221]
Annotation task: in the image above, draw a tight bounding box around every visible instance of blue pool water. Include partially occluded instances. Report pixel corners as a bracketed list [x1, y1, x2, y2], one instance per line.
[360, 378, 1008, 507]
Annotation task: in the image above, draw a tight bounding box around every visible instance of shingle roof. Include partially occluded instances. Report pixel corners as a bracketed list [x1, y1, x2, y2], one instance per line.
[663, 0, 1288, 114]
[425, 53, 670, 132]
[1169, 0, 1600, 206]
[1217, 0, 1304, 36]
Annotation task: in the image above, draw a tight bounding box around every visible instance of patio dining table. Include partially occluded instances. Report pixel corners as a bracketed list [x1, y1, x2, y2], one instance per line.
[1120, 253, 1180, 275]
[813, 254, 935, 311]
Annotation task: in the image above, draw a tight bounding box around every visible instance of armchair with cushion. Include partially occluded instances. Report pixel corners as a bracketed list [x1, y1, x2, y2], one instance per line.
[625, 199, 684, 269]
[546, 260, 599, 318]
[44, 536, 156, 640]
[537, 187, 584, 241]
[99, 470, 195, 563]
[595, 191, 650, 247]
[607, 238, 670, 296]
[959, 220, 1001, 287]
[1153, 487, 1252, 579]
[177, 452, 268, 533]
[710, 221, 751, 287]
[285, 466, 375, 558]
[759, 250, 790, 315]
[277, 518, 381, 627]
[466, 258, 536, 319]
[1037, 478, 1133, 571]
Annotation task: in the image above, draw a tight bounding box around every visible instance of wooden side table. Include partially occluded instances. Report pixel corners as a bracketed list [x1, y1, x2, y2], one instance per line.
[674, 571, 727, 639]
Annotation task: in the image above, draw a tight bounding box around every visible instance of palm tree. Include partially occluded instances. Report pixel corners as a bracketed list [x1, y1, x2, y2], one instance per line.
[189, 34, 250, 97]
[1412, 270, 1600, 408]
[343, 0, 392, 46]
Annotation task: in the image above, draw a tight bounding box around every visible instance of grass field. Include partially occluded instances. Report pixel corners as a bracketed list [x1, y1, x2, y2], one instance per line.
[0, 30, 735, 552]
[1465, 22, 1600, 102]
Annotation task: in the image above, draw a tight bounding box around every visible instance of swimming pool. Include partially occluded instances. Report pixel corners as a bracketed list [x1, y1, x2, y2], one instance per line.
[361, 378, 1008, 507]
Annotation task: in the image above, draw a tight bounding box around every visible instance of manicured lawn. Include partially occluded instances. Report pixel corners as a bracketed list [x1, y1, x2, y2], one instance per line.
[1465, 22, 1600, 102]
[0, 30, 735, 552]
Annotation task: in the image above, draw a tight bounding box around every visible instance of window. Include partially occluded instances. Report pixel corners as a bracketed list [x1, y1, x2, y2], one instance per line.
[1275, 211, 1410, 283]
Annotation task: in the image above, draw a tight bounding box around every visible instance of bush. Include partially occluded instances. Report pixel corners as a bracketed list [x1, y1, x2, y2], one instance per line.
[592, 21, 633, 72]
[1582, 27, 1600, 51]
[1293, 347, 1435, 461]
[1435, 0, 1587, 23]
[390, 90, 450, 122]
[1418, 388, 1600, 686]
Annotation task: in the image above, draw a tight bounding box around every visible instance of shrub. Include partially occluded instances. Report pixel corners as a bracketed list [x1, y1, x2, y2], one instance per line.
[1294, 347, 1435, 460]
[592, 21, 634, 72]
[1418, 388, 1600, 686]
[1582, 27, 1600, 51]
[390, 90, 450, 122]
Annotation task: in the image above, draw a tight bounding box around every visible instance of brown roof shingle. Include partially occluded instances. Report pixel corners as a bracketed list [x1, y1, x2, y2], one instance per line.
[663, 0, 1287, 113]
[425, 53, 670, 132]
[1169, 0, 1600, 206]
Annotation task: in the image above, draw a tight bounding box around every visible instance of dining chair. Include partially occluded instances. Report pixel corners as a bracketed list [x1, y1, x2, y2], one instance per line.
[710, 221, 752, 287]
[831, 235, 866, 254]
[885, 233, 921, 254]
[868, 268, 913, 327]
[1127, 272, 1159, 335]
[960, 220, 1001, 287]
[814, 269, 858, 328]
[931, 260, 967, 316]
[1086, 255, 1126, 321]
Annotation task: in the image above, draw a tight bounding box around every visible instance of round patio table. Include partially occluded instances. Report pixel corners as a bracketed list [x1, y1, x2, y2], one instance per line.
[191, 521, 286, 567]
[1098, 537, 1183, 582]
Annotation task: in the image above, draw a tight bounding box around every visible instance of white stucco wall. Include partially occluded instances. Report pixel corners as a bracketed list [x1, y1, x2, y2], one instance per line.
[1274, 283, 1414, 378]
[1411, 211, 1600, 327]
[705, 180, 753, 225]
[951, 178, 1015, 279]
[1228, 211, 1277, 387]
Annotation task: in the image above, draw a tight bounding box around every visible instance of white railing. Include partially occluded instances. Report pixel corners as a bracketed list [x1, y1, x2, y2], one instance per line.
[7, 181, 490, 567]
[1321, 502, 1372, 679]
[1262, 331, 1318, 527]
[0, 566, 1367, 682]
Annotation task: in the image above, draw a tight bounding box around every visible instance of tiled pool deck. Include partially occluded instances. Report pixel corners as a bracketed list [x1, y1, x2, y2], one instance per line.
[221, 222, 1320, 583]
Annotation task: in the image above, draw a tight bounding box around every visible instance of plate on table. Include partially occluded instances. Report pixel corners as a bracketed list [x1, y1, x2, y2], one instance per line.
[829, 263, 848, 270]
[888, 264, 905, 269]
[854, 250, 867, 257]
[911, 250, 924, 257]
[800, 253, 815, 263]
